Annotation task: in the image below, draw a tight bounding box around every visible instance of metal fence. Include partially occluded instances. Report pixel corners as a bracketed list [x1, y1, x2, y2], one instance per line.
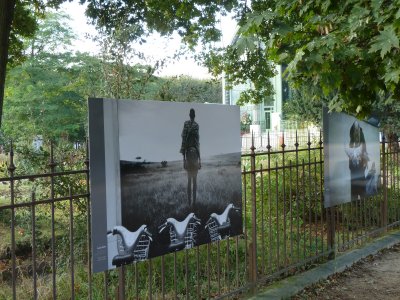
[241, 128, 321, 152]
[0, 133, 399, 299]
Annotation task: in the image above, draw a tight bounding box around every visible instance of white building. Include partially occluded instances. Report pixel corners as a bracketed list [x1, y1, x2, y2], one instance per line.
[223, 64, 290, 133]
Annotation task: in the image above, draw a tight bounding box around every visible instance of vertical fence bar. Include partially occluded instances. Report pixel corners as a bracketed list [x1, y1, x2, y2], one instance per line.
[282, 134, 287, 267]
[196, 247, 200, 299]
[346, 203, 350, 247]
[382, 135, 388, 230]
[85, 140, 93, 300]
[69, 187, 75, 300]
[275, 161, 280, 269]
[250, 134, 257, 285]
[217, 241, 221, 295]
[302, 160, 306, 259]
[267, 133, 273, 272]
[135, 263, 138, 300]
[174, 252, 178, 300]
[396, 146, 399, 222]
[32, 192, 38, 300]
[235, 236, 239, 288]
[118, 266, 125, 300]
[149, 259, 153, 300]
[260, 164, 265, 275]
[327, 206, 336, 258]
[337, 203, 341, 247]
[207, 244, 211, 298]
[314, 157, 318, 256]
[161, 255, 166, 299]
[185, 250, 189, 300]
[390, 140, 393, 223]
[8, 141, 17, 300]
[295, 132, 300, 262]
[49, 142, 57, 299]
[104, 271, 109, 299]
[307, 132, 312, 255]
[319, 131, 325, 254]
[289, 161, 293, 264]
[226, 238, 230, 293]
[242, 165, 248, 278]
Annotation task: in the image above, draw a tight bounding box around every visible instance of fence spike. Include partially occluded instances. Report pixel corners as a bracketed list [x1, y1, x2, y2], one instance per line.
[8, 140, 16, 174]
[49, 141, 57, 171]
[267, 131, 271, 151]
[250, 131, 256, 153]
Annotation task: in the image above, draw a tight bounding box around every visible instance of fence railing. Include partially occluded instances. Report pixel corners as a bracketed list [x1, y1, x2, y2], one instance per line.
[241, 128, 321, 152]
[0, 134, 399, 299]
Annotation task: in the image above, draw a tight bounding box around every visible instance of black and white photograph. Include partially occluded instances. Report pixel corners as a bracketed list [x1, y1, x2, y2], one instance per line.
[89, 99, 242, 273]
[323, 109, 380, 208]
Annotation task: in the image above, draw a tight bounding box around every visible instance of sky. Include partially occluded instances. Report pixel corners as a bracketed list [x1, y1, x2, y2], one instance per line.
[59, 2, 237, 79]
[118, 100, 241, 162]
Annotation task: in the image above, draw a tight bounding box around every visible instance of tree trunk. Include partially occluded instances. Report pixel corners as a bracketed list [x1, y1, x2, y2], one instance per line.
[0, 0, 16, 127]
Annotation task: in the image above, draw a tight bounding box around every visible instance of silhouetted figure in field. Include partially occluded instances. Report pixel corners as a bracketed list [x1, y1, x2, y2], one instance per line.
[180, 109, 201, 206]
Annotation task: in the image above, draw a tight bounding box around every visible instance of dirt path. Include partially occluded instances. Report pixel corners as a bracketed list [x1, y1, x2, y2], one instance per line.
[293, 243, 400, 300]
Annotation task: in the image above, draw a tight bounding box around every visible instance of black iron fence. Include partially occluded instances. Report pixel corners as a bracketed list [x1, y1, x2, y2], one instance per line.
[0, 133, 399, 299]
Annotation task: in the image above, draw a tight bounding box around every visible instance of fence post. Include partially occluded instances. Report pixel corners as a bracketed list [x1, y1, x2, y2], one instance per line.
[85, 139, 93, 300]
[118, 265, 125, 300]
[381, 134, 388, 230]
[249, 133, 258, 287]
[327, 207, 336, 259]
[8, 141, 17, 300]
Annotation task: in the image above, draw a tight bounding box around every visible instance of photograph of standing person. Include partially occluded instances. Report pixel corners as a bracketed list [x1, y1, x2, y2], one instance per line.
[180, 108, 201, 207]
[118, 100, 242, 259]
[323, 109, 380, 208]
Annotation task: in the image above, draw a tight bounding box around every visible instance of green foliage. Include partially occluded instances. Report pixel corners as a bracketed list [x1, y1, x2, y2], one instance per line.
[85, 0, 239, 48]
[7, 1, 41, 68]
[3, 11, 224, 141]
[205, 43, 276, 105]
[26, 11, 76, 57]
[227, 0, 400, 124]
[3, 13, 92, 142]
[154, 76, 222, 103]
[283, 86, 326, 127]
[3, 52, 88, 142]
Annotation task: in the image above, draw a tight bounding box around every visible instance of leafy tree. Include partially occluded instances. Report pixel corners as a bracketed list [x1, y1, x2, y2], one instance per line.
[2, 13, 95, 142]
[0, 0, 41, 126]
[213, 0, 400, 130]
[93, 16, 161, 100]
[1, 0, 240, 126]
[283, 86, 326, 127]
[205, 37, 276, 105]
[155, 76, 222, 103]
[2, 52, 90, 142]
[84, 0, 239, 48]
[27, 11, 76, 58]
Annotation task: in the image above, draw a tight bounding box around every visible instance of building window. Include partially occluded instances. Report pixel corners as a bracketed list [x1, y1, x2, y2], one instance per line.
[265, 111, 271, 130]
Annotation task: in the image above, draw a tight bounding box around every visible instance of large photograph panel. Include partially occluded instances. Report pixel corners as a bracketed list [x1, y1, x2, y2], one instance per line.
[323, 109, 380, 208]
[117, 101, 242, 262]
[89, 99, 242, 272]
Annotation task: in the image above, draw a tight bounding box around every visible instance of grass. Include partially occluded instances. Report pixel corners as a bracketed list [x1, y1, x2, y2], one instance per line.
[120, 153, 242, 258]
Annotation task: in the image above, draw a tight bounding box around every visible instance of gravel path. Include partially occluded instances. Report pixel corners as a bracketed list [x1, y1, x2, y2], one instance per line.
[293, 244, 400, 300]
